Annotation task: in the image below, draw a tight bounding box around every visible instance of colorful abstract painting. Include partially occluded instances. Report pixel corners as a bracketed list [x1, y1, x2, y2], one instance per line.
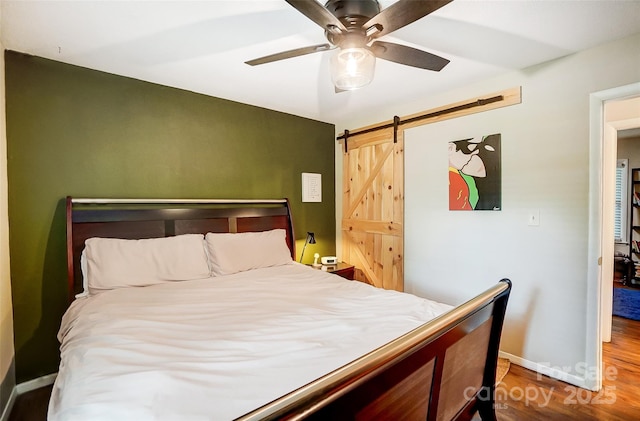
[448, 133, 501, 211]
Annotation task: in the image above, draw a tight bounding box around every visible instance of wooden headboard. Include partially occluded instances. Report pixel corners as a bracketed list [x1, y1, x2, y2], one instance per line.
[66, 197, 295, 303]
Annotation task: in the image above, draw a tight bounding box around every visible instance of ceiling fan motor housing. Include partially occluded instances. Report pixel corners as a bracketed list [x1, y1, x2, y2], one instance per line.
[324, 0, 381, 47]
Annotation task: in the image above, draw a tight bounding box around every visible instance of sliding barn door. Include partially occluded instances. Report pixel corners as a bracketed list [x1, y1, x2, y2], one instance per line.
[341, 127, 404, 291]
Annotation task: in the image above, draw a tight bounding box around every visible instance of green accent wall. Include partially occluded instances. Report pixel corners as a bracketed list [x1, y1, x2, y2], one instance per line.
[5, 51, 336, 382]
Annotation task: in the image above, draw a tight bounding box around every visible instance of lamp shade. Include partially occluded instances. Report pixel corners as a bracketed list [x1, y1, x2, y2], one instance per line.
[306, 232, 316, 244]
[330, 47, 375, 91]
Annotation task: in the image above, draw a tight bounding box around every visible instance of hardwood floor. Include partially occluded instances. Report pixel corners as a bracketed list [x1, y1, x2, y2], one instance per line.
[8, 317, 640, 420]
[492, 316, 640, 420]
[8, 385, 51, 421]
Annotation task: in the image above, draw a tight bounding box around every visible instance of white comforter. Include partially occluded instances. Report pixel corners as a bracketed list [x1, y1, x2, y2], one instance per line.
[49, 263, 452, 421]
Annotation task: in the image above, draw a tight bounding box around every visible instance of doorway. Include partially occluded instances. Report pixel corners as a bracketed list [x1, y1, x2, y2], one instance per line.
[589, 82, 640, 391]
[601, 96, 640, 343]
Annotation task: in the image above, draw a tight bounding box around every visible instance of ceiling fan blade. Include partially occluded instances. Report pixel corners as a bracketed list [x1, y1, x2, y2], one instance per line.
[245, 43, 334, 66]
[285, 0, 347, 34]
[364, 0, 453, 38]
[370, 41, 449, 71]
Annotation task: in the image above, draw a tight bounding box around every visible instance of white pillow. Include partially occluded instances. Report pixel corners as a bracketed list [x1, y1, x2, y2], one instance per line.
[84, 234, 211, 294]
[205, 229, 293, 276]
[75, 250, 89, 299]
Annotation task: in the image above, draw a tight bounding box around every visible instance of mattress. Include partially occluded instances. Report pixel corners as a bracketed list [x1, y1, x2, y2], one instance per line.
[49, 263, 452, 420]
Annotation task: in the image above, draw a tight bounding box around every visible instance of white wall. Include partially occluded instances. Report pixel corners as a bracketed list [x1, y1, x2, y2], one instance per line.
[617, 135, 640, 169]
[1, 0, 16, 409]
[336, 32, 640, 388]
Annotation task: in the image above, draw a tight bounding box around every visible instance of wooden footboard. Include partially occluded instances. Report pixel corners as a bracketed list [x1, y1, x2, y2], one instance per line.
[237, 279, 511, 421]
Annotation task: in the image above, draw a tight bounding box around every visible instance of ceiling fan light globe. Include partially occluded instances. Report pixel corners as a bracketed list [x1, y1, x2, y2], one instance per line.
[330, 47, 375, 90]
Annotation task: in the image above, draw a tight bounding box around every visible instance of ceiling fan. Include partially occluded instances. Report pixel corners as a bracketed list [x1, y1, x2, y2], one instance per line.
[245, 0, 453, 91]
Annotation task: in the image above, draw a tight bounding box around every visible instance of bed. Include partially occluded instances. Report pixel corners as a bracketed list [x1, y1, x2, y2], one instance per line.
[50, 197, 511, 421]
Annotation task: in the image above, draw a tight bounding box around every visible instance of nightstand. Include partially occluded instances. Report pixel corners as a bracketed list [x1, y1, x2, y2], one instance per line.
[312, 262, 355, 280]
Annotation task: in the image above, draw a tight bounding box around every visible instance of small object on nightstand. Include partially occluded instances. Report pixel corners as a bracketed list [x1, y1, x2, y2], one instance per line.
[312, 253, 321, 267]
[321, 256, 338, 265]
[313, 262, 355, 280]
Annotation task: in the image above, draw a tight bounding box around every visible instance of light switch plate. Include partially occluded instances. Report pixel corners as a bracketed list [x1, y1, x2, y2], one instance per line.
[302, 173, 322, 202]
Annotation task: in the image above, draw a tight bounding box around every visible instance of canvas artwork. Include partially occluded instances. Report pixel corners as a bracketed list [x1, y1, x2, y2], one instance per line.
[448, 133, 501, 211]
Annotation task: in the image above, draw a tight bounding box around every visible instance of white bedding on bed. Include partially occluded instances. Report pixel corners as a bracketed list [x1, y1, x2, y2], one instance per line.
[49, 263, 452, 421]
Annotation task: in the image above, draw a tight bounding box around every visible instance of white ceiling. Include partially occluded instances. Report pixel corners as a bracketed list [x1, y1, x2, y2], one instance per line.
[3, 0, 640, 127]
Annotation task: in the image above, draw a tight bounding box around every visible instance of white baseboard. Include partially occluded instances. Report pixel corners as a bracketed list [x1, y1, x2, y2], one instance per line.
[15, 372, 57, 395]
[499, 351, 592, 390]
[0, 388, 17, 421]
